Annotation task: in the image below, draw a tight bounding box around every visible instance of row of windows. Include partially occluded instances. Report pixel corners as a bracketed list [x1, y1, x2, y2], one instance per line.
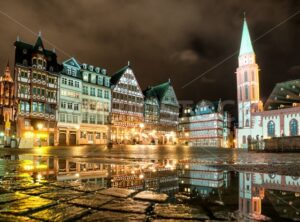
[112, 103, 143, 113]
[32, 87, 56, 99]
[82, 86, 110, 99]
[80, 131, 107, 139]
[81, 113, 108, 124]
[82, 72, 110, 87]
[59, 114, 79, 123]
[62, 78, 80, 87]
[19, 101, 54, 114]
[20, 71, 57, 84]
[113, 92, 143, 103]
[116, 83, 139, 92]
[60, 102, 79, 111]
[267, 119, 298, 137]
[61, 89, 80, 99]
[239, 85, 256, 101]
[82, 99, 109, 112]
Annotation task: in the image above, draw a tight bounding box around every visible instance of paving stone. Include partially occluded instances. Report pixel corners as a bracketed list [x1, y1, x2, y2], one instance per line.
[152, 220, 200, 222]
[0, 192, 30, 204]
[154, 204, 209, 220]
[100, 198, 151, 213]
[30, 203, 89, 222]
[134, 190, 168, 202]
[50, 181, 81, 189]
[68, 194, 114, 209]
[98, 187, 137, 198]
[0, 214, 39, 222]
[11, 182, 43, 191]
[72, 183, 104, 192]
[40, 189, 82, 201]
[78, 210, 147, 222]
[20, 186, 59, 196]
[0, 195, 55, 214]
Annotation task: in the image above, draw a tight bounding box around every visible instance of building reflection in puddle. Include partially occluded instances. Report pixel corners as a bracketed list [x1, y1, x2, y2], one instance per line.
[2, 154, 300, 221]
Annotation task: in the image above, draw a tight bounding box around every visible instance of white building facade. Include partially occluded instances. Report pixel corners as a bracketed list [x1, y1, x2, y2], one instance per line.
[236, 18, 300, 148]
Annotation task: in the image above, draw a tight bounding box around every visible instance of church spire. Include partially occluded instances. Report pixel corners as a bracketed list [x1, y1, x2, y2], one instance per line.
[239, 15, 254, 56]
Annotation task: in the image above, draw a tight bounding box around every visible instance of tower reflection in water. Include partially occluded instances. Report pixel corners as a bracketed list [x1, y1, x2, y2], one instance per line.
[10, 155, 300, 220]
[239, 171, 300, 221]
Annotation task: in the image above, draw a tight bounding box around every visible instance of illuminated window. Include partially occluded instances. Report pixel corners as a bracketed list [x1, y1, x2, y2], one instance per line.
[290, 119, 298, 136]
[267, 121, 275, 137]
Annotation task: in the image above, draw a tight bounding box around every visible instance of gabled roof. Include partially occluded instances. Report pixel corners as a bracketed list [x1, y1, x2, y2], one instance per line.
[144, 80, 171, 102]
[0, 62, 13, 83]
[264, 79, 300, 110]
[33, 36, 44, 51]
[63, 57, 81, 69]
[239, 17, 254, 56]
[110, 65, 129, 85]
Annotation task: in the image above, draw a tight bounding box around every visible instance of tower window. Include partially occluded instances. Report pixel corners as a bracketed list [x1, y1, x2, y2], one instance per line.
[244, 71, 248, 82]
[245, 85, 249, 100]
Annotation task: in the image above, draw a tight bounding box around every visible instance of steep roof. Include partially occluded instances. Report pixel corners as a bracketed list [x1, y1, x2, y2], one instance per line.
[110, 65, 129, 85]
[239, 17, 254, 56]
[0, 62, 13, 82]
[14, 36, 62, 73]
[144, 80, 171, 102]
[264, 79, 300, 110]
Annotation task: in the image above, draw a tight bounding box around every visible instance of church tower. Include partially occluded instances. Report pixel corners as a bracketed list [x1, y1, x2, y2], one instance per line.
[236, 16, 262, 128]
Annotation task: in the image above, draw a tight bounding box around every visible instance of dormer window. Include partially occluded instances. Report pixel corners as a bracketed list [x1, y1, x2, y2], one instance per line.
[82, 64, 87, 69]
[101, 69, 107, 75]
[67, 68, 71, 75]
[95, 67, 100, 73]
[89, 65, 93, 71]
[49, 66, 54, 72]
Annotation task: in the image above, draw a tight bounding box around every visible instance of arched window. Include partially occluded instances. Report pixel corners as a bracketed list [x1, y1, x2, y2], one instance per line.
[245, 85, 249, 100]
[245, 119, 249, 127]
[290, 119, 298, 136]
[244, 71, 248, 82]
[267, 121, 275, 137]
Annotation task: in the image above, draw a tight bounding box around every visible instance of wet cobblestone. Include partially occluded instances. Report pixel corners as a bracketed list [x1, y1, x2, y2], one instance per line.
[0, 182, 221, 221]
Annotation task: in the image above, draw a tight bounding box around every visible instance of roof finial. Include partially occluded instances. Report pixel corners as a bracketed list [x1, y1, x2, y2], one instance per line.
[38, 30, 42, 37]
[16, 35, 20, 41]
[127, 60, 130, 66]
[52, 48, 56, 53]
[243, 11, 246, 20]
[168, 78, 171, 83]
[6, 60, 9, 68]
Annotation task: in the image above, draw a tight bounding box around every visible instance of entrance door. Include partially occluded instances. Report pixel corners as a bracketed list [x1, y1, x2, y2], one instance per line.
[59, 132, 67, 146]
[69, 133, 76, 145]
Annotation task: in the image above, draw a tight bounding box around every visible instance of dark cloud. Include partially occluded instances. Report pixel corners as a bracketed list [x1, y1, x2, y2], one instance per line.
[0, 0, 299, 118]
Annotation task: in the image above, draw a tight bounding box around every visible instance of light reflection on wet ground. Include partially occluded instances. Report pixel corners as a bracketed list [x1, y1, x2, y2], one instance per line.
[0, 146, 300, 221]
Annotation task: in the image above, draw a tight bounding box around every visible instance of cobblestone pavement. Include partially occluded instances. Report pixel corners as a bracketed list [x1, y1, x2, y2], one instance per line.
[0, 181, 237, 221]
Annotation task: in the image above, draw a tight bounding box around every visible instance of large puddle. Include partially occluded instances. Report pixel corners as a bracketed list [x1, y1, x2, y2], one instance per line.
[0, 146, 300, 221]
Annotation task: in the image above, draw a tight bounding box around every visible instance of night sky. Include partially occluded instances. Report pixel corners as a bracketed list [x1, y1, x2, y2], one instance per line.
[0, 0, 299, 118]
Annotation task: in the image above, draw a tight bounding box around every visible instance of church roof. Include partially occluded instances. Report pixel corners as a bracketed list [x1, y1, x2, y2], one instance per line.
[264, 79, 300, 110]
[0, 62, 13, 83]
[239, 17, 254, 56]
[144, 80, 171, 102]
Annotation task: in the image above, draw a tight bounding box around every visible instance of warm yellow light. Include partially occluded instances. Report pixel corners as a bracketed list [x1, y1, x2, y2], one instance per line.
[184, 132, 189, 137]
[139, 174, 144, 179]
[36, 133, 48, 139]
[139, 123, 145, 129]
[37, 123, 43, 130]
[24, 131, 34, 138]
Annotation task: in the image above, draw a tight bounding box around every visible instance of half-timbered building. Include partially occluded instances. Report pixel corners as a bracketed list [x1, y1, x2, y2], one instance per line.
[14, 34, 61, 147]
[110, 63, 144, 143]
